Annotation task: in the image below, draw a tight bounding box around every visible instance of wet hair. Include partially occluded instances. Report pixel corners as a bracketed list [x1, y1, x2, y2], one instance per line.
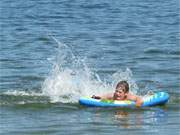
[115, 81, 129, 93]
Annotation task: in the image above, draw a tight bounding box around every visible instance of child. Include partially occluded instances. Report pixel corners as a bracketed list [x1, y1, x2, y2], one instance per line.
[92, 81, 143, 107]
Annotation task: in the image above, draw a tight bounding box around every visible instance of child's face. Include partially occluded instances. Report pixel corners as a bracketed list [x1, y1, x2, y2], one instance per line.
[113, 86, 127, 100]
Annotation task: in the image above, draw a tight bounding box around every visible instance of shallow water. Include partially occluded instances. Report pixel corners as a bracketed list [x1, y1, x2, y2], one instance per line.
[0, 0, 180, 134]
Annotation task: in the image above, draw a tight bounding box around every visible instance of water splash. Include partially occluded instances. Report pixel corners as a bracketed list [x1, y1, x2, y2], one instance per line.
[42, 37, 108, 103]
[42, 37, 139, 103]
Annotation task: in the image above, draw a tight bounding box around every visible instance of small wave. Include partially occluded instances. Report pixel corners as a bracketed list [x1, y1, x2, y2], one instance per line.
[0, 90, 49, 106]
[144, 47, 166, 54]
[3, 90, 44, 96]
[1, 90, 179, 107]
[144, 47, 180, 56]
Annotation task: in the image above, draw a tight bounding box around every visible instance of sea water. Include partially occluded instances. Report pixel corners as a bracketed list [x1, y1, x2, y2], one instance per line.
[0, 0, 180, 135]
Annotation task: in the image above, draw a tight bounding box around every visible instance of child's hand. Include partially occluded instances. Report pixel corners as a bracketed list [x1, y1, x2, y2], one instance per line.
[91, 95, 101, 99]
[136, 102, 142, 107]
[136, 98, 143, 107]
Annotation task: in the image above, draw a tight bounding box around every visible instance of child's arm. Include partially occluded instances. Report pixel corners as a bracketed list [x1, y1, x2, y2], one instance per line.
[128, 93, 143, 107]
[101, 93, 113, 100]
[92, 93, 113, 100]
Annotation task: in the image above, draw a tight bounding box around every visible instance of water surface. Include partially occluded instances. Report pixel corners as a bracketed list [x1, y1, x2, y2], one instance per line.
[0, 0, 180, 134]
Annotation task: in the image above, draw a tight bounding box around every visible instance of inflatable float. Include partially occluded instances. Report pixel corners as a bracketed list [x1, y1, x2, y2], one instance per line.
[79, 92, 169, 107]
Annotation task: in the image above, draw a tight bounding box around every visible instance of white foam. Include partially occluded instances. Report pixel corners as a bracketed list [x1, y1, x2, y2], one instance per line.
[3, 90, 44, 97]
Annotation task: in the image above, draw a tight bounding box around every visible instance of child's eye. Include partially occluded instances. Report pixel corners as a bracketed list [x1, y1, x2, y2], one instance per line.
[116, 90, 122, 93]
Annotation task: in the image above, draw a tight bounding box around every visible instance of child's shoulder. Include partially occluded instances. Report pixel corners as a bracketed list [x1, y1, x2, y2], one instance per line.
[127, 92, 138, 100]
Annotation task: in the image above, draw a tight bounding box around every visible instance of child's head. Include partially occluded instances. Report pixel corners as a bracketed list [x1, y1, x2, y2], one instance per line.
[113, 81, 129, 100]
[115, 81, 129, 93]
